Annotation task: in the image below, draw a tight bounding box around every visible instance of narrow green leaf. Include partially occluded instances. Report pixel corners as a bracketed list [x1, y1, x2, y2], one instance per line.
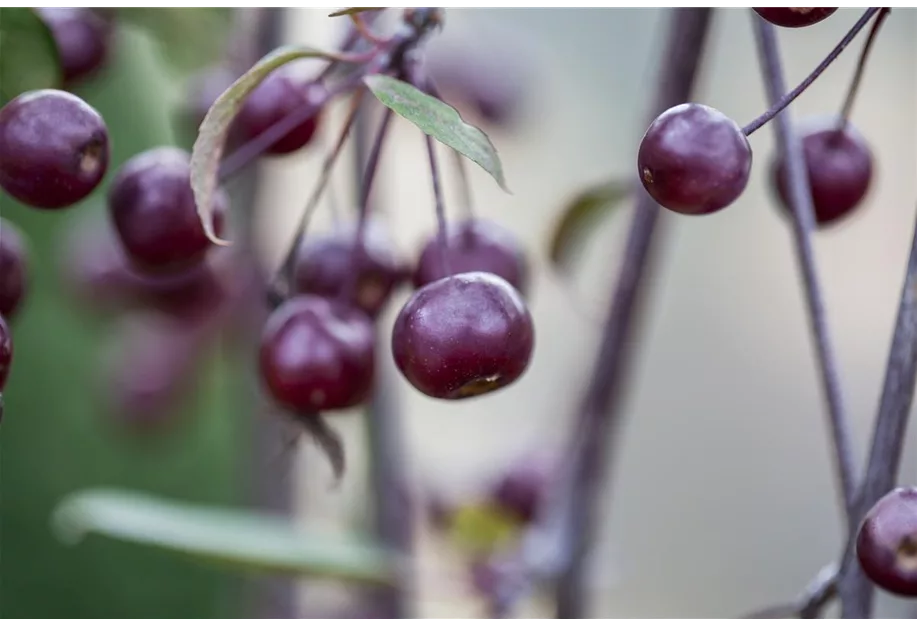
[119, 8, 232, 73]
[0, 8, 62, 104]
[52, 488, 396, 583]
[328, 7, 383, 17]
[190, 45, 340, 245]
[363, 74, 509, 192]
[550, 180, 632, 273]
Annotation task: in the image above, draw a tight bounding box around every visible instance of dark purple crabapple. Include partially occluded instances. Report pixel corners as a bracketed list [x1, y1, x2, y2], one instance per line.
[638, 103, 752, 216]
[0, 314, 11, 394]
[108, 147, 228, 274]
[392, 272, 535, 400]
[490, 453, 555, 524]
[293, 220, 405, 318]
[36, 8, 113, 87]
[0, 219, 28, 320]
[259, 296, 375, 414]
[412, 218, 528, 295]
[753, 8, 838, 28]
[856, 486, 917, 597]
[772, 117, 874, 226]
[235, 71, 326, 156]
[0, 89, 109, 209]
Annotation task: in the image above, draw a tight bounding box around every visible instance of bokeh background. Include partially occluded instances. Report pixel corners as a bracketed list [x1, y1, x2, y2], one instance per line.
[2, 7, 916, 618]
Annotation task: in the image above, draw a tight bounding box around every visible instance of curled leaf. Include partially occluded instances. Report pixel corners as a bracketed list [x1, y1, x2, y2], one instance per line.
[0, 8, 62, 103]
[190, 45, 340, 246]
[52, 488, 394, 582]
[549, 180, 632, 273]
[328, 7, 383, 17]
[363, 74, 509, 192]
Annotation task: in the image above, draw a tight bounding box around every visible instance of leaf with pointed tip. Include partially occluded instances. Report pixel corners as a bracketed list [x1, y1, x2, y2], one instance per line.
[549, 180, 632, 273]
[52, 488, 396, 582]
[363, 74, 509, 192]
[328, 7, 383, 17]
[190, 46, 339, 245]
[0, 8, 62, 104]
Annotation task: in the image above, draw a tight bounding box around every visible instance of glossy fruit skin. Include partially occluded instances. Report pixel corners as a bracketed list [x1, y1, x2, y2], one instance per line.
[856, 486, 917, 597]
[773, 118, 873, 226]
[638, 103, 752, 216]
[0, 89, 109, 209]
[259, 296, 375, 413]
[753, 8, 837, 28]
[392, 272, 535, 400]
[108, 147, 227, 274]
[36, 8, 112, 86]
[0, 219, 28, 320]
[0, 314, 12, 393]
[236, 72, 326, 155]
[413, 219, 528, 294]
[293, 221, 404, 318]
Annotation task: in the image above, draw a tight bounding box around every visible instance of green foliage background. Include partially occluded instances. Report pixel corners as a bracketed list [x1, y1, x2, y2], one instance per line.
[0, 19, 250, 618]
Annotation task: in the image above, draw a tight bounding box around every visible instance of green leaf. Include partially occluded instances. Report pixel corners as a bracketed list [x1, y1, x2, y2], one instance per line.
[363, 74, 509, 192]
[0, 8, 62, 103]
[52, 488, 396, 583]
[119, 8, 232, 73]
[328, 7, 383, 17]
[550, 180, 632, 273]
[190, 45, 340, 245]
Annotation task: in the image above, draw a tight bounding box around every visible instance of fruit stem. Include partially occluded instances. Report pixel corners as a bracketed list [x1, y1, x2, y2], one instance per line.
[266, 89, 366, 307]
[837, 8, 890, 129]
[340, 107, 394, 307]
[423, 135, 453, 276]
[741, 7, 881, 137]
[835, 202, 917, 617]
[350, 12, 390, 47]
[753, 18, 858, 526]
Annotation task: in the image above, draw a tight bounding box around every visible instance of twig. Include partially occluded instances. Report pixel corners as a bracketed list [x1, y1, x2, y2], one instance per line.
[554, 11, 713, 616]
[836, 203, 917, 617]
[743, 562, 838, 618]
[838, 8, 890, 126]
[742, 8, 881, 136]
[752, 18, 858, 525]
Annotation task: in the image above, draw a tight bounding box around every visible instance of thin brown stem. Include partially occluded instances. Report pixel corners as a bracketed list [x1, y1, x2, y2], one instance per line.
[742, 7, 881, 136]
[837, 8, 890, 126]
[752, 17, 858, 525]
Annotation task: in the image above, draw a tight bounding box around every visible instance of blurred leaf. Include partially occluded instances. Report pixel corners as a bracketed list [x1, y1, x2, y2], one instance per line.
[53, 488, 396, 583]
[448, 502, 521, 556]
[118, 8, 232, 73]
[363, 75, 509, 192]
[0, 8, 62, 103]
[190, 45, 339, 246]
[328, 7, 383, 17]
[549, 180, 632, 273]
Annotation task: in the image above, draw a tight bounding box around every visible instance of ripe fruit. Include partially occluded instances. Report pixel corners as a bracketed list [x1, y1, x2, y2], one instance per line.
[235, 71, 326, 155]
[259, 296, 375, 413]
[753, 8, 837, 28]
[0, 315, 11, 393]
[856, 486, 917, 597]
[491, 454, 554, 524]
[638, 103, 752, 216]
[36, 8, 113, 86]
[293, 221, 405, 318]
[0, 89, 109, 209]
[392, 272, 534, 400]
[0, 219, 28, 320]
[772, 118, 873, 226]
[108, 147, 228, 274]
[412, 219, 528, 294]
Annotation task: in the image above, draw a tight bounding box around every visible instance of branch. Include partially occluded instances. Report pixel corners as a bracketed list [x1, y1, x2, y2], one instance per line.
[742, 562, 838, 619]
[553, 10, 713, 615]
[752, 17, 858, 525]
[836, 203, 917, 617]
